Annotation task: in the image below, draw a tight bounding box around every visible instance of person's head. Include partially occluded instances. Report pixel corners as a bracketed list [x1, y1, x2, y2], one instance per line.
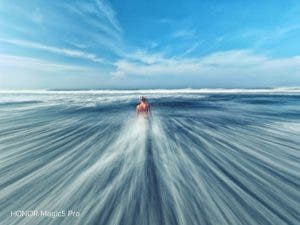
[140, 96, 146, 103]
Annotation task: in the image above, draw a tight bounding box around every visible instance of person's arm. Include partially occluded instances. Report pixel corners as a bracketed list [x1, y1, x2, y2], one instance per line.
[136, 105, 139, 117]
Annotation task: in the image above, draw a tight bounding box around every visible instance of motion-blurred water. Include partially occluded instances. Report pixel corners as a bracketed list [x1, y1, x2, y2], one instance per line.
[0, 89, 300, 225]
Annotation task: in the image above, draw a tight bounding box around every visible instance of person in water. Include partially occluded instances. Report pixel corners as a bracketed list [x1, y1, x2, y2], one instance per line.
[136, 96, 151, 118]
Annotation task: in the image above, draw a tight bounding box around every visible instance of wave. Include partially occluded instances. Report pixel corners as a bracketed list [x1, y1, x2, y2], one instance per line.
[1, 87, 300, 94]
[0, 93, 299, 225]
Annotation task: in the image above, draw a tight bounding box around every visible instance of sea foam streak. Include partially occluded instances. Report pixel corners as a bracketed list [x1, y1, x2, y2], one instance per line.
[0, 90, 300, 225]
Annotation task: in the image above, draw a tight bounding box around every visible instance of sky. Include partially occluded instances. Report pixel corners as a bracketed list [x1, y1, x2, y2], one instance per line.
[0, 0, 300, 89]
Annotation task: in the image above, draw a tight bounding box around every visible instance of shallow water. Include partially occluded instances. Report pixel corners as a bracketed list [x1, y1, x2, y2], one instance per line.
[0, 90, 300, 225]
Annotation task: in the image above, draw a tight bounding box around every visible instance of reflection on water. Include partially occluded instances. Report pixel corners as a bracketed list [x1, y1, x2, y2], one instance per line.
[0, 90, 300, 225]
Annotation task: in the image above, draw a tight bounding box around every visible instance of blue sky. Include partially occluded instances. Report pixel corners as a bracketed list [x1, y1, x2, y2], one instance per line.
[0, 0, 300, 89]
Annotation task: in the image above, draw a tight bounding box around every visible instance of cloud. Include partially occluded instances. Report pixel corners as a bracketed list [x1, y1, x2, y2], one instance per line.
[0, 54, 116, 89]
[95, 0, 122, 33]
[1, 1, 300, 88]
[0, 0, 124, 58]
[62, 1, 122, 42]
[0, 39, 107, 63]
[172, 29, 197, 39]
[240, 24, 300, 48]
[112, 50, 300, 86]
[181, 41, 202, 57]
[124, 50, 168, 64]
[0, 54, 91, 72]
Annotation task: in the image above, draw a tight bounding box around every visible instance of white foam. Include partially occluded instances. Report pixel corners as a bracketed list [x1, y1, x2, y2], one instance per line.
[1, 87, 300, 94]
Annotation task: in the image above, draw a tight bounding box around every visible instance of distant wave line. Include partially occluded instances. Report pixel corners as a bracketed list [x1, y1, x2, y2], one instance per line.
[1, 87, 300, 94]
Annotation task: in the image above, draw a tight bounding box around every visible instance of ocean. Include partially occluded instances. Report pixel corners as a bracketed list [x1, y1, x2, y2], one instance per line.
[0, 89, 300, 225]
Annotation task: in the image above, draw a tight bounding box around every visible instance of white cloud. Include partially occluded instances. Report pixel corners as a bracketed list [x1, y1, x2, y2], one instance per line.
[0, 54, 114, 89]
[112, 50, 300, 83]
[1, 1, 300, 88]
[172, 29, 197, 39]
[0, 0, 124, 59]
[124, 50, 168, 64]
[62, 1, 122, 42]
[242, 24, 300, 48]
[95, 0, 122, 33]
[0, 54, 91, 72]
[0, 39, 106, 63]
[181, 41, 202, 57]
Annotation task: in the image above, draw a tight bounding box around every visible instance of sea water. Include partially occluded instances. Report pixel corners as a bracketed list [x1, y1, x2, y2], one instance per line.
[0, 89, 300, 225]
